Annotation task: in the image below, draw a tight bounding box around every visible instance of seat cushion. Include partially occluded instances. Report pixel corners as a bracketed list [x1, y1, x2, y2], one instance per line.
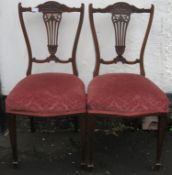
[87, 73, 169, 117]
[6, 73, 86, 117]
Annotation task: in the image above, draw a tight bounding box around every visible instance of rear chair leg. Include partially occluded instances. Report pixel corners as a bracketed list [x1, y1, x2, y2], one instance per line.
[8, 115, 18, 168]
[73, 117, 79, 132]
[154, 115, 167, 170]
[30, 117, 36, 133]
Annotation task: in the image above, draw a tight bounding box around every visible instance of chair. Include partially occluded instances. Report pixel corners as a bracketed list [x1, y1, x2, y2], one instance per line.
[6, 1, 86, 166]
[87, 2, 169, 169]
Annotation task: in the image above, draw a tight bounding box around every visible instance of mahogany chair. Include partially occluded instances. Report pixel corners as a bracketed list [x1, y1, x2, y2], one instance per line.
[87, 2, 169, 169]
[6, 1, 86, 167]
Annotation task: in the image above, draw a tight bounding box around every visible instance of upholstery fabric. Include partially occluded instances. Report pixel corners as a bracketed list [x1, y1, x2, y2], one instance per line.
[87, 73, 169, 117]
[6, 73, 86, 117]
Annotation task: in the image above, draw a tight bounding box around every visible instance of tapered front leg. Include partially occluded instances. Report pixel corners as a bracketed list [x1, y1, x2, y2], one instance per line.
[154, 114, 167, 170]
[80, 115, 88, 169]
[87, 116, 96, 170]
[8, 114, 18, 168]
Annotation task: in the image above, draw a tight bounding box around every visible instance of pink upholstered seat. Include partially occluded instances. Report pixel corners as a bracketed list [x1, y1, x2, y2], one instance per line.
[6, 73, 86, 117]
[87, 73, 169, 117]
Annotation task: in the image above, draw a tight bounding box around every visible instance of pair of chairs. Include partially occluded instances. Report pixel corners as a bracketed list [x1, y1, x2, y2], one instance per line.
[6, 1, 169, 170]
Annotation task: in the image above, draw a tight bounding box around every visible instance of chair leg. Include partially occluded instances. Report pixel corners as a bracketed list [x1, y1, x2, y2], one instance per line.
[154, 114, 167, 170]
[30, 117, 36, 133]
[80, 115, 88, 169]
[8, 115, 18, 167]
[73, 117, 79, 132]
[87, 116, 96, 170]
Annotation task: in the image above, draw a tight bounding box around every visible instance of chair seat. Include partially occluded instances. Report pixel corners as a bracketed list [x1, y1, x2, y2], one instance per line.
[6, 73, 86, 117]
[87, 73, 169, 117]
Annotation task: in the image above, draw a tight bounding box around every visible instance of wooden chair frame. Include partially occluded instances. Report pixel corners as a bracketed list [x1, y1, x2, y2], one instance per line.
[87, 2, 168, 170]
[8, 1, 86, 167]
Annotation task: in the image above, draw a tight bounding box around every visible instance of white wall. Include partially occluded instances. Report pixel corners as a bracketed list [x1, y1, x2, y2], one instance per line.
[0, 0, 172, 95]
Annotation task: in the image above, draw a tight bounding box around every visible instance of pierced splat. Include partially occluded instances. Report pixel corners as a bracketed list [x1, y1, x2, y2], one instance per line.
[37, 1, 63, 62]
[111, 3, 132, 63]
[112, 14, 130, 58]
[43, 12, 62, 60]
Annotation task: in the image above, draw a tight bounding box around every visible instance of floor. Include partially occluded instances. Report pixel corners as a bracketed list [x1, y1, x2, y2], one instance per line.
[0, 126, 172, 175]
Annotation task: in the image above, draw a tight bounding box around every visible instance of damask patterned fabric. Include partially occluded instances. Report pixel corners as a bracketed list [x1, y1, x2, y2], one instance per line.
[6, 73, 86, 117]
[87, 73, 169, 117]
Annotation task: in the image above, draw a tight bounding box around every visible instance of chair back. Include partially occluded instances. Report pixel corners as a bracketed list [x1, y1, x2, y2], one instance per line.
[89, 2, 154, 76]
[19, 1, 84, 76]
